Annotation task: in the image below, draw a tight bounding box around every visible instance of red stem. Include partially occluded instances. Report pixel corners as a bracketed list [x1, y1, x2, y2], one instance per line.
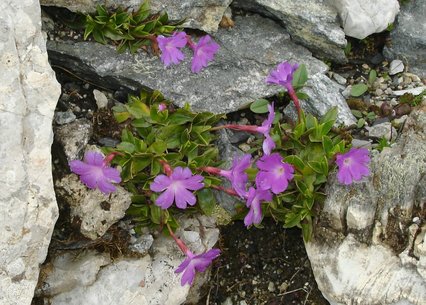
[210, 185, 239, 197]
[288, 87, 302, 123]
[166, 223, 189, 254]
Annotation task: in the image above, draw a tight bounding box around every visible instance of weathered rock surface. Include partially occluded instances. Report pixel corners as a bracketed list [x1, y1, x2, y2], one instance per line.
[47, 15, 355, 124]
[383, 0, 426, 78]
[38, 215, 219, 305]
[332, 0, 400, 39]
[284, 73, 356, 126]
[0, 1, 61, 304]
[55, 174, 132, 240]
[232, 0, 347, 63]
[306, 105, 426, 305]
[40, 0, 232, 33]
[54, 118, 93, 161]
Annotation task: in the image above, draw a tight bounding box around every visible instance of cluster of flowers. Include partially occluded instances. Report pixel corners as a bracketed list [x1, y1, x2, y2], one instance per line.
[156, 31, 220, 73]
[69, 61, 371, 286]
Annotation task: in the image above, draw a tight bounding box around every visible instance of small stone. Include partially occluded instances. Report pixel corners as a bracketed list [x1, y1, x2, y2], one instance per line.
[222, 297, 233, 305]
[252, 279, 258, 285]
[332, 73, 347, 85]
[129, 234, 154, 256]
[389, 59, 404, 75]
[238, 143, 251, 152]
[351, 139, 372, 149]
[379, 84, 388, 90]
[393, 86, 426, 96]
[98, 137, 120, 147]
[366, 122, 397, 141]
[268, 281, 275, 292]
[392, 115, 408, 128]
[93, 89, 109, 109]
[384, 88, 393, 95]
[54, 110, 76, 125]
[362, 64, 370, 70]
[398, 77, 404, 84]
[342, 85, 352, 98]
[279, 282, 289, 292]
[239, 301, 248, 305]
[375, 88, 384, 96]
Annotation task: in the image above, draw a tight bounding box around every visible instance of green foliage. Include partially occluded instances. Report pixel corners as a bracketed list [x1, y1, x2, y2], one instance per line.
[268, 106, 345, 240]
[376, 137, 391, 152]
[83, 2, 183, 53]
[109, 90, 224, 230]
[350, 69, 377, 97]
[399, 89, 426, 107]
[250, 99, 270, 113]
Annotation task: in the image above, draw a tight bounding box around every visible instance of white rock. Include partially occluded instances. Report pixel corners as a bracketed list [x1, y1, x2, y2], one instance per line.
[0, 0, 61, 304]
[389, 59, 405, 75]
[332, 73, 347, 85]
[306, 106, 426, 305]
[37, 250, 111, 297]
[333, 0, 400, 39]
[55, 174, 132, 240]
[393, 86, 426, 96]
[45, 214, 219, 305]
[93, 89, 109, 109]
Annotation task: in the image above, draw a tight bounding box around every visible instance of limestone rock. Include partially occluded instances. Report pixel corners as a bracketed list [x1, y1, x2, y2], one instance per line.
[232, 0, 347, 63]
[54, 118, 93, 161]
[40, 0, 232, 33]
[306, 105, 426, 305]
[38, 214, 219, 305]
[0, 1, 61, 304]
[55, 174, 132, 240]
[383, 0, 426, 78]
[36, 250, 111, 297]
[47, 15, 330, 115]
[332, 0, 400, 39]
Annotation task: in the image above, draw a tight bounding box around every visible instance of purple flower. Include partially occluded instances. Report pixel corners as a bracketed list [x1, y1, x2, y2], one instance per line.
[244, 187, 272, 227]
[266, 61, 299, 90]
[158, 103, 167, 112]
[336, 148, 370, 185]
[191, 35, 220, 73]
[219, 154, 251, 198]
[176, 248, 221, 286]
[150, 166, 204, 209]
[258, 103, 276, 155]
[256, 153, 294, 194]
[69, 151, 121, 194]
[157, 31, 187, 67]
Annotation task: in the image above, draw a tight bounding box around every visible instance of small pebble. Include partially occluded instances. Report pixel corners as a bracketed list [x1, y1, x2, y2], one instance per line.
[384, 88, 393, 95]
[239, 301, 247, 305]
[222, 297, 233, 305]
[238, 143, 251, 152]
[375, 88, 384, 96]
[93, 89, 109, 109]
[268, 282, 275, 292]
[362, 63, 370, 70]
[332, 73, 347, 85]
[54, 110, 76, 125]
[389, 59, 404, 75]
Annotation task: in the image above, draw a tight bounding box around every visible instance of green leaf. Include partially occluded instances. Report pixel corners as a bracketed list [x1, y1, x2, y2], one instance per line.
[368, 69, 377, 85]
[284, 212, 302, 228]
[296, 91, 309, 100]
[131, 156, 152, 174]
[284, 155, 305, 170]
[149, 140, 167, 154]
[320, 107, 338, 125]
[150, 205, 162, 224]
[116, 141, 135, 153]
[292, 64, 308, 88]
[197, 189, 216, 216]
[250, 99, 270, 113]
[301, 218, 313, 242]
[350, 84, 368, 97]
[322, 135, 333, 156]
[169, 111, 194, 124]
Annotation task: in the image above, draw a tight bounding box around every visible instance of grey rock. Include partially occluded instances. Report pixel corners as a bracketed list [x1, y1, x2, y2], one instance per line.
[306, 105, 426, 305]
[54, 110, 76, 125]
[0, 1, 61, 304]
[383, 0, 426, 78]
[54, 118, 93, 161]
[332, 73, 347, 85]
[366, 122, 397, 141]
[47, 14, 328, 115]
[232, 0, 347, 63]
[389, 59, 405, 75]
[40, 0, 232, 33]
[284, 73, 356, 126]
[351, 139, 372, 150]
[129, 234, 154, 256]
[332, 0, 400, 39]
[93, 89, 108, 109]
[36, 250, 111, 297]
[55, 174, 132, 240]
[98, 137, 120, 147]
